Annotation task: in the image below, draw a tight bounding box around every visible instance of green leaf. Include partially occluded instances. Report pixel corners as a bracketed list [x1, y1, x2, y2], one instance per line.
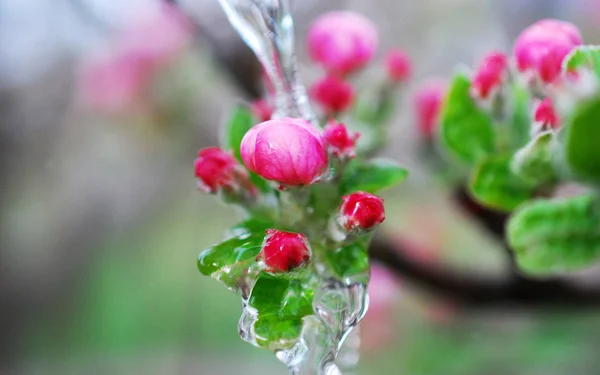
[563, 46, 600, 78]
[563, 97, 600, 185]
[507, 83, 532, 149]
[507, 195, 600, 276]
[341, 158, 408, 194]
[511, 131, 559, 186]
[248, 273, 314, 349]
[439, 72, 496, 165]
[470, 154, 535, 211]
[197, 219, 271, 292]
[325, 242, 370, 284]
[225, 106, 254, 162]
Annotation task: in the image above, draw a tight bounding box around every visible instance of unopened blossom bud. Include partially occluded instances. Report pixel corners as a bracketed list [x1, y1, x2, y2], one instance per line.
[250, 99, 274, 122]
[338, 192, 385, 233]
[323, 121, 360, 159]
[307, 11, 378, 76]
[533, 98, 559, 131]
[514, 19, 582, 84]
[471, 51, 508, 100]
[258, 229, 311, 273]
[240, 118, 328, 186]
[310, 75, 355, 116]
[194, 147, 251, 194]
[414, 79, 447, 138]
[385, 49, 412, 83]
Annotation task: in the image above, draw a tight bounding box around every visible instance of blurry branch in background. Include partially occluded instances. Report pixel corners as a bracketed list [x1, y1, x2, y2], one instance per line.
[370, 187, 600, 309]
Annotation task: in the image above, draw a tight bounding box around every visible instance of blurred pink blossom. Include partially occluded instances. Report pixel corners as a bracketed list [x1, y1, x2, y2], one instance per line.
[78, 4, 192, 114]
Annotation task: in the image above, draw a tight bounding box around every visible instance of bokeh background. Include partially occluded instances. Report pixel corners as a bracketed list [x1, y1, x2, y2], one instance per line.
[2, 0, 600, 374]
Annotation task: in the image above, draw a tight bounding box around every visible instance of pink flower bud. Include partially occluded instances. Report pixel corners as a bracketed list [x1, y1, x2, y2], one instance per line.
[471, 51, 509, 100]
[414, 79, 447, 138]
[533, 98, 559, 129]
[240, 118, 329, 186]
[514, 19, 582, 84]
[310, 75, 355, 116]
[258, 229, 311, 273]
[385, 49, 413, 83]
[307, 11, 378, 76]
[250, 99, 274, 122]
[323, 120, 360, 159]
[194, 147, 241, 193]
[338, 192, 385, 233]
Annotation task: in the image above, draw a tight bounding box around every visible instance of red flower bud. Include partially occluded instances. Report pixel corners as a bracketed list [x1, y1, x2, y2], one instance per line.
[323, 120, 360, 159]
[258, 229, 311, 273]
[414, 79, 447, 138]
[310, 75, 355, 116]
[338, 192, 385, 233]
[533, 98, 559, 129]
[385, 48, 412, 83]
[194, 147, 239, 193]
[471, 51, 508, 100]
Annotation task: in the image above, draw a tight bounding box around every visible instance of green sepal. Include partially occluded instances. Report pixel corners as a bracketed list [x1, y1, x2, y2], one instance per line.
[507, 195, 600, 276]
[325, 241, 370, 284]
[469, 154, 535, 212]
[511, 131, 559, 186]
[439, 72, 496, 165]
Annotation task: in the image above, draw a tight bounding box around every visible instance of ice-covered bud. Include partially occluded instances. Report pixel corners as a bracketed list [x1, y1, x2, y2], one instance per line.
[258, 229, 311, 273]
[385, 48, 412, 83]
[240, 118, 329, 186]
[194, 147, 248, 194]
[310, 75, 355, 116]
[250, 99, 274, 122]
[338, 192, 385, 233]
[414, 79, 447, 138]
[471, 51, 509, 100]
[514, 19, 582, 84]
[323, 120, 360, 159]
[533, 98, 559, 132]
[307, 11, 378, 76]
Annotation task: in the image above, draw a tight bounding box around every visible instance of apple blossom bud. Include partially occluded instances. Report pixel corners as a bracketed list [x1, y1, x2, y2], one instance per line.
[414, 79, 447, 138]
[471, 51, 508, 100]
[514, 19, 582, 84]
[194, 147, 253, 194]
[338, 192, 385, 233]
[307, 11, 378, 76]
[310, 75, 355, 116]
[323, 121, 360, 159]
[258, 229, 311, 273]
[250, 99, 274, 122]
[240, 118, 329, 186]
[385, 49, 412, 83]
[533, 98, 559, 133]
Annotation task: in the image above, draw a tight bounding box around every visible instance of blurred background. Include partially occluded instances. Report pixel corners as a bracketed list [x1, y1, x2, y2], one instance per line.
[2, 0, 600, 374]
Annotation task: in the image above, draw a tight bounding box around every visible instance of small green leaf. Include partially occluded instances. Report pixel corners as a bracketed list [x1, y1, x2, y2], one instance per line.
[508, 195, 600, 276]
[470, 154, 534, 211]
[197, 219, 271, 291]
[563, 46, 600, 78]
[248, 273, 314, 349]
[341, 158, 408, 194]
[563, 97, 600, 185]
[511, 131, 559, 186]
[507, 83, 532, 149]
[439, 72, 496, 165]
[325, 242, 370, 284]
[225, 106, 254, 162]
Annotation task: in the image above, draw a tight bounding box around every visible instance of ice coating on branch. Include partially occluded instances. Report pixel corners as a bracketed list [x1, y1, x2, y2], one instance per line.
[240, 118, 329, 186]
[307, 11, 378, 76]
